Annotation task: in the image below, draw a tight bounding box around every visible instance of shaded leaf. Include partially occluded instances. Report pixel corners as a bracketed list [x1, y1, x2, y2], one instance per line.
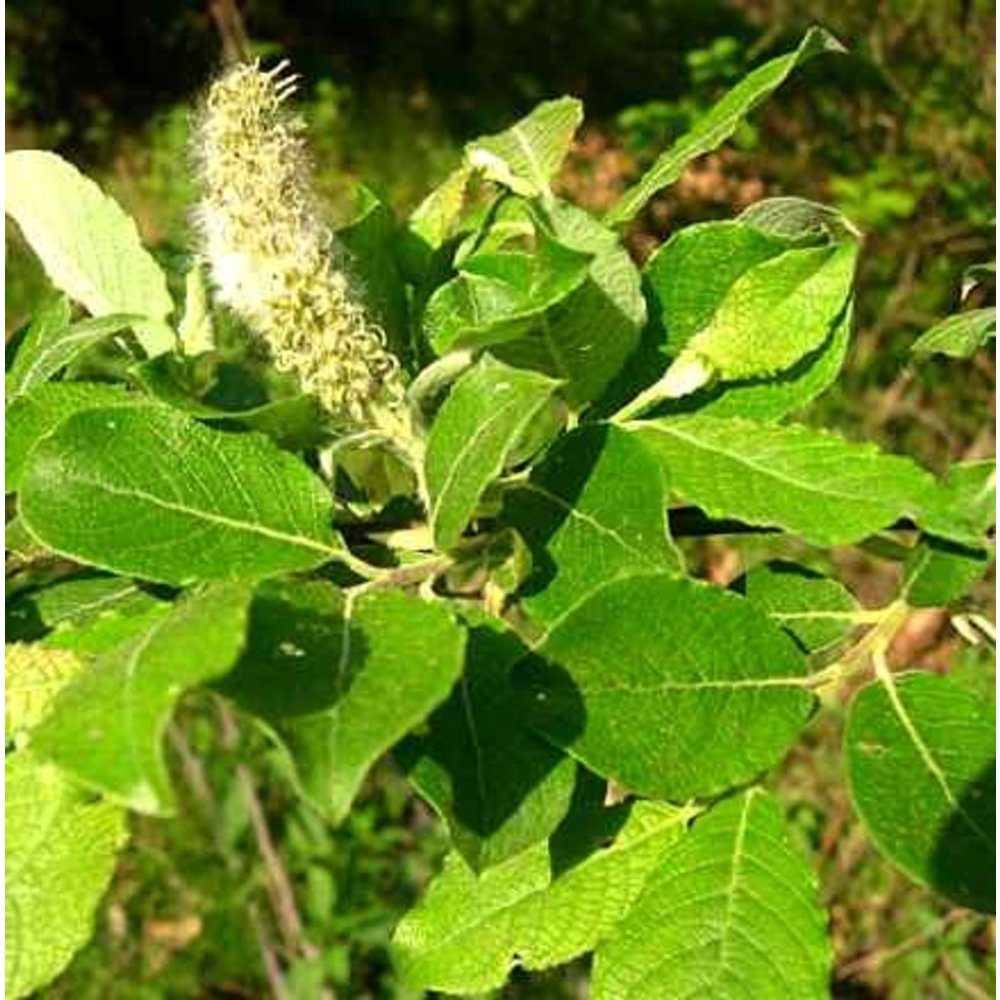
[220, 583, 467, 820]
[514, 573, 814, 801]
[846, 672, 995, 912]
[398, 614, 577, 871]
[502, 423, 683, 627]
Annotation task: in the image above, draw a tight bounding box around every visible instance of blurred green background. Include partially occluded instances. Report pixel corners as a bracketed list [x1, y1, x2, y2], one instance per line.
[5, 1, 995, 996]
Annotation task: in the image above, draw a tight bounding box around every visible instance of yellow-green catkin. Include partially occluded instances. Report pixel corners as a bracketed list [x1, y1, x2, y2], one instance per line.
[191, 61, 407, 434]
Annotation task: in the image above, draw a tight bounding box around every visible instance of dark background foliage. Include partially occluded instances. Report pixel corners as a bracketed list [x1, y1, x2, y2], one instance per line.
[5, 1, 995, 996]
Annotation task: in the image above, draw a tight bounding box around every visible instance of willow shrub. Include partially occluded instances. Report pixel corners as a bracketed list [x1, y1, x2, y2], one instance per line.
[5, 28, 995, 998]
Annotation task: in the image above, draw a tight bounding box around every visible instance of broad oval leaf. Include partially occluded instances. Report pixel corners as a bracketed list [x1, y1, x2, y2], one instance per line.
[219, 583, 468, 820]
[513, 574, 814, 801]
[6, 750, 128, 999]
[392, 798, 692, 994]
[19, 405, 342, 585]
[425, 356, 559, 550]
[5, 150, 174, 355]
[502, 423, 683, 627]
[6, 381, 139, 492]
[398, 614, 577, 872]
[845, 672, 995, 912]
[631, 415, 940, 546]
[606, 28, 844, 225]
[31, 583, 252, 814]
[592, 790, 830, 999]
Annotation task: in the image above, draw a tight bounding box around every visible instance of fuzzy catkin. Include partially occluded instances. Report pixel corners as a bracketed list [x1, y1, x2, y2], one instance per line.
[191, 61, 404, 427]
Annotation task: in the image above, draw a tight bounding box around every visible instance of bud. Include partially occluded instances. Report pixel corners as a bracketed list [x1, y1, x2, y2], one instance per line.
[191, 61, 404, 428]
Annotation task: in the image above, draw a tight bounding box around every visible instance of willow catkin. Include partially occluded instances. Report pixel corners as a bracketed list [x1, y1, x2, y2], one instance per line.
[191, 61, 406, 430]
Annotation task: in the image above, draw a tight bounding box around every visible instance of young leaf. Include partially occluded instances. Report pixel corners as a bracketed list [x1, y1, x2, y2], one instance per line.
[592, 790, 831, 1000]
[31, 583, 252, 814]
[502, 423, 683, 627]
[5, 150, 174, 356]
[631, 415, 940, 546]
[494, 200, 646, 405]
[398, 615, 577, 872]
[5, 751, 128, 999]
[424, 231, 593, 355]
[846, 672, 995, 913]
[219, 583, 467, 820]
[911, 308, 996, 359]
[392, 798, 692, 994]
[606, 28, 844, 225]
[6, 295, 72, 391]
[739, 196, 860, 242]
[408, 164, 475, 250]
[644, 219, 792, 360]
[6, 381, 139, 492]
[514, 573, 814, 801]
[7, 312, 148, 397]
[466, 97, 583, 198]
[19, 405, 343, 585]
[662, 240, 857, 394]
[425, 356, 559, 549]
[742, 561, 857, 653]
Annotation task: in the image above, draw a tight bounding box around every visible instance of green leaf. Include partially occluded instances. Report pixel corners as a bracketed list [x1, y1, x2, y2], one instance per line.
[19, 405, 342, 585]
[662, 240, 857, 394]
[6, 381, 139, 492]
[8, 311, 147, 398]
[739, 196, 860, 242]
[5, 150, 174, 356]
[606, 28, 844, 225]
[338, 185, 410, 360]
[4, 644, 84, 740]
[742, 561, 857, 653]
[904, 540, 990, 608]
[426, 356, 559, 549]
[466, 97, 583, 197]
[845, 672, 995, 912]
[514, 574, 814, 800]
[494, 200, 646, 405]
[408, 164, 474, 250]
[6, 750, 128, 999]
[220, 583, 467, 820]
[31, 583, 252, 813]
[392, 798, 692, 994]
[6, 295, 71, 387]
[918, 459, 996, 542]
[29, 574, 163, 631]
[592, 790, 831, 999]
[177, 263, 214, 355]
[424, 231, 593, 355]
[398, 614, 577, 872]
[132, 353, 329, 451]
[631, 415, 939, 546]
[644, 220, 792, 360]
[911, 308, 996, 359]
[502, 424, 683, 627]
